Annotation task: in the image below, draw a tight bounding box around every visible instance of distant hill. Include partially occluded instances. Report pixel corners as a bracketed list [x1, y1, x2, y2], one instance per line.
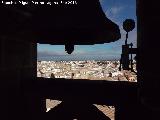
[37, 54, 120, 61]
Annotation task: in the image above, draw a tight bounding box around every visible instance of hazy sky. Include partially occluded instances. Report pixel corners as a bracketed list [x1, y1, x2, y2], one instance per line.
[38, 0, 136, 61]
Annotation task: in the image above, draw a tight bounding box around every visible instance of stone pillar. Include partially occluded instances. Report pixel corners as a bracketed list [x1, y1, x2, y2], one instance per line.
[0, 36, 38, 120]
[137, 0, 160, 119]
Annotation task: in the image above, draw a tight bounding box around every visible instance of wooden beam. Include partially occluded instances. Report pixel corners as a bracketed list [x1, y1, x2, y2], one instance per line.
[35, 78, 138, 106]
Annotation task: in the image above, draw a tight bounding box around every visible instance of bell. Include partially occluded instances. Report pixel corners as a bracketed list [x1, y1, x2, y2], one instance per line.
[32, 0, 121, 45]
[0, 0, 121, 53]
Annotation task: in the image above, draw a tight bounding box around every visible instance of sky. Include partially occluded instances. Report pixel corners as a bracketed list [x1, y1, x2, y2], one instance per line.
[37, 0, 137, 61]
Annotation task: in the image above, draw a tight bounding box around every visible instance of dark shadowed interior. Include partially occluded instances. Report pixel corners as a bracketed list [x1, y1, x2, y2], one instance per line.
[1, 0, 160, 120]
